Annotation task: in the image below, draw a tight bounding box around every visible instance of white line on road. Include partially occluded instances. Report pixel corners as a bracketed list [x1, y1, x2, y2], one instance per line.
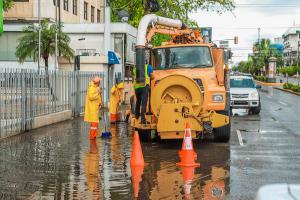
[236, 130, 244, 146]
[260, 130, 284, 133]
[279, 101, 288, 106]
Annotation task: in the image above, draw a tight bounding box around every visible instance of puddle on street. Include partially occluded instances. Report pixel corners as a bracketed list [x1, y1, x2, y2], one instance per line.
[0, 119, 230, 200]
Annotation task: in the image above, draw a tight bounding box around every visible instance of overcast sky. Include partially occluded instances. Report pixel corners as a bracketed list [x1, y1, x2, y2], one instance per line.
[189, 0, 300, 64]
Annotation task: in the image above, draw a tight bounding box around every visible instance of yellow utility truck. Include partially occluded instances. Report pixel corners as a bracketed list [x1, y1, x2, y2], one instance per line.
[131, 14, 230, 142]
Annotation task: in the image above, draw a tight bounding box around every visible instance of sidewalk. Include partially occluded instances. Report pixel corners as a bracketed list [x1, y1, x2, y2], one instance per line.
[275, 75, 300, 96]
[276, 75, 300, 86]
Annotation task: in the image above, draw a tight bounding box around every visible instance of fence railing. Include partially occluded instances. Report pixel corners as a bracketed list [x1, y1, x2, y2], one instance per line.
[0, 69, 105, 139]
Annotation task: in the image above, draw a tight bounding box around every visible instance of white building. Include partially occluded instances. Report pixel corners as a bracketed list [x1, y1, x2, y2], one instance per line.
[274, 37, 283, 44]
[0, 22, 136, 72]
[282, 25, 300, 66]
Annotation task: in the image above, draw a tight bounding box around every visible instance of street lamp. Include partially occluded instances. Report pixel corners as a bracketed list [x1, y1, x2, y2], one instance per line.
[117, 10, 130, 22]
[78, 38, 86, 55]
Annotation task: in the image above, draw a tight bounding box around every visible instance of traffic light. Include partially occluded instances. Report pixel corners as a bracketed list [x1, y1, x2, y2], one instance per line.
[234, 36, 238, 44]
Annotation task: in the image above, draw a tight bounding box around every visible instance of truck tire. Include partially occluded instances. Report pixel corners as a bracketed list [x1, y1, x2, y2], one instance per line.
[250, 102, 261, 115]
[214, 122, 231, 143]
[214, 109, 231, 143]
[137, 129, 153, 142]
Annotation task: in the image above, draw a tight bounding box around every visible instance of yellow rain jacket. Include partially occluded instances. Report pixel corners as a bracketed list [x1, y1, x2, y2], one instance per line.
[84, 81, 102, 123]
[109, 82, 125, 115]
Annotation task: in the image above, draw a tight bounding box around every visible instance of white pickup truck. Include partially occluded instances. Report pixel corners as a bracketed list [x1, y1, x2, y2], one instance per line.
[230, 75, 261, 114]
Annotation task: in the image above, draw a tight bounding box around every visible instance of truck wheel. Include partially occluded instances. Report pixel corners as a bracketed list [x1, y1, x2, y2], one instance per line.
[214, 109, 231, 143]
[137, 130, 152, 142]
[214, 122, 231, 143]
[250, 102, 261, 115]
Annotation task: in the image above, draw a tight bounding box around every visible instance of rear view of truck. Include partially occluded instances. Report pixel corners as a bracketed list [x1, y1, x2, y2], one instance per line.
[131, 14, 231, 142]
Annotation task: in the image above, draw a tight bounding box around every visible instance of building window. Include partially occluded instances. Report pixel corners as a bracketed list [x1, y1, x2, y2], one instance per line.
[53, 0, 56, 6]
[72, 0, 77, 15]
[91, 6, 95, 23]
[64, 0, 68, 11]
[84, 2, 88, 20]
[97, 9, 100, 23]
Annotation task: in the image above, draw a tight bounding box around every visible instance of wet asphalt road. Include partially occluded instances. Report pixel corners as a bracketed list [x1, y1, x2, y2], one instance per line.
[0, 86, 299, 200]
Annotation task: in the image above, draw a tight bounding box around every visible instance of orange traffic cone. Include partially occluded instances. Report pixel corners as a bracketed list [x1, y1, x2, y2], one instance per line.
[130, 131, 145, 199]
[181, 166, 196, 200]
[131, 165, 144, 199]
[130, 131, 145, 166]
[176, 122, 200, 167]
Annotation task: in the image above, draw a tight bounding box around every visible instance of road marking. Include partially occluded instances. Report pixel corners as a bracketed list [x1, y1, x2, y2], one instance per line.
[279, 101, 288, 106]
[236, 130, 244, 146]
[259, 130, 284, 133]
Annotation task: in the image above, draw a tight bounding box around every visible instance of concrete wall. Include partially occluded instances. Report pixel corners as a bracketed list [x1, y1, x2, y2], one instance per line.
[31, 110, 73, 130]
[4, 0, 34, 19]
[58, 55, 108, 71]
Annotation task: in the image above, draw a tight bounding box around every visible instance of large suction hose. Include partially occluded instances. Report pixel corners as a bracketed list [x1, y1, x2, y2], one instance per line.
[135, 14, 185, 82]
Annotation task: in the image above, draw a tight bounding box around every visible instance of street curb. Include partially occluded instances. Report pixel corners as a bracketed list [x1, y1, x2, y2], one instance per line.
[275, 87, 300, 96]
[255, 80, 283, 87]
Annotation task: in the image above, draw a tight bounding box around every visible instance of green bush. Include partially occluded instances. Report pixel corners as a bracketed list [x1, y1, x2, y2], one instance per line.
[255, 76, 267, 82]
[283, 83, 300, 92]
[283, 83, 293, 89]
[280, 66, 300, 77]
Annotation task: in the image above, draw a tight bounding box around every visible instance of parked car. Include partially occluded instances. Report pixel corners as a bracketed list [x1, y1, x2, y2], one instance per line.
[230, 75, 261, 114]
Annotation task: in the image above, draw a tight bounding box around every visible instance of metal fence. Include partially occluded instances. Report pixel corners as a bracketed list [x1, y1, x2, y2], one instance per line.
[0, 69, 105, 139]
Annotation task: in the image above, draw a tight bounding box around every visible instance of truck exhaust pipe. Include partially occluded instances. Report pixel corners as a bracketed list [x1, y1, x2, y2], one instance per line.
[135, 14, 185, 82]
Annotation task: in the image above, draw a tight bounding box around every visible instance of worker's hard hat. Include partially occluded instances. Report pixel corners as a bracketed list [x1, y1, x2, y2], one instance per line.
[93, 76, 101, 83]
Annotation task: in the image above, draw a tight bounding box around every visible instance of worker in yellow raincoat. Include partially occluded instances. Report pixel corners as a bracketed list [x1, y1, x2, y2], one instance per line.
[109, 82, 125, 123]
[84, 76, 102, 140]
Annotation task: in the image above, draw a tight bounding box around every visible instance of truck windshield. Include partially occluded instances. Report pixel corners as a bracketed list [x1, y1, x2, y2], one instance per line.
[153, 46, 213, 69]
[230, 78, 255, 88]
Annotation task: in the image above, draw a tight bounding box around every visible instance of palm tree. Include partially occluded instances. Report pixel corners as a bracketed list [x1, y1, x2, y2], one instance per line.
[15, 19, 74, 72]
[3, 0, 14, 11]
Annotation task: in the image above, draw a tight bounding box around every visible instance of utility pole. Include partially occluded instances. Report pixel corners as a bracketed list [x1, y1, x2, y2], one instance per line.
[55, 0, 58, 70]
[257, 28, 261, 58]
[258, 27, 261, 45]
[297, 40, 300, 67]
[290, 48, 292, 65]
[58, 0, 61, 56]
[38, 0, 41, 73]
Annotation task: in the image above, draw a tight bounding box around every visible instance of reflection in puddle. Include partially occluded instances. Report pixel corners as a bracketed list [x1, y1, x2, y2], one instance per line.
[232, 109, 249, 116]
[84, 140, 101, 198]
[0, 119, 230, 199]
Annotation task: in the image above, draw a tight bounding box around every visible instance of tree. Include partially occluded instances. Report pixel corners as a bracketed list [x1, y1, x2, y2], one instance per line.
[110, 0, 235, 27]
[16, 19, 74, 72]
[3, 0, 14, 11]
[252, 38, 283, 75]
[111, 0, 234, 46]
